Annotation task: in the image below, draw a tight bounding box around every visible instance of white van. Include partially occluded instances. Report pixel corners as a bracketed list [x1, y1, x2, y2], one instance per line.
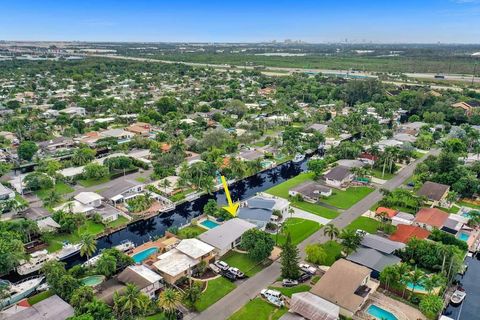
[260, 289, 282, 300]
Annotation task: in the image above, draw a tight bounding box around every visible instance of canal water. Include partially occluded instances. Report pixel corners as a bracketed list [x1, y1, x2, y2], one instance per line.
[443, 255, 480, 320]
[59, 157, 308, 267]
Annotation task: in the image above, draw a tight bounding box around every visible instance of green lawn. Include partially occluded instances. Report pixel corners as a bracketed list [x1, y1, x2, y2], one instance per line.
[435, 206, 460, 214]
[27, 290, 53, 305]
[222, 251, 264, 277]
[346, 217, 381, 234]
[178, 225, 207, 239]
[135, 177, 147, 183]
[228, 298, 287, 320]
[268, 285, 311, 298]
[291, 201, 339, 219]
[35, 182, 74, 203]
[369, 168, 395, 180]
[47, 220, 106, 252]
[275, 218, 321, 246]
[321, 187, 374, 210]
[319, 240, 343, 266]
[458, 200, 480, 210]
[77, 176, 111, 187]
[266, 172, 315, 198]
[144, 313, 167, 320]
[194, 277, 236, 311]
[106, 216, 129, 229]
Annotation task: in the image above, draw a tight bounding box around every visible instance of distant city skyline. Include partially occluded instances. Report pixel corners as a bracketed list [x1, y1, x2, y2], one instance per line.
[1, 0, 479, 44]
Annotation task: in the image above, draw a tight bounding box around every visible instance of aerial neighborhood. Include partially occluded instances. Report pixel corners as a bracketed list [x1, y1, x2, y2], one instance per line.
[0, 39, 479, 320]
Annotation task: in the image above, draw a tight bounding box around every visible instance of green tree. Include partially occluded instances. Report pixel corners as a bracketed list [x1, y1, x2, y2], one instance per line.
[280, 233, 301, 280]
[43, 190, 61, 207]
[241, 229, 275, 262]
[17, 140, 38, 161]
[307, 159, 327, 179]
[70, 286, 95, 314]
[96, 254, 117, 277]
[419, 294, 444, 319]
[305, 244, 328, 265]
[184, 283, 202, 309]
[323, 224, 340, 241]
[83, 163, 109, 180]
[339, 228, 363, 255]
[72, 147, 96, 166]
[157, 288, 182, 320]
[79, 233, 97, 260]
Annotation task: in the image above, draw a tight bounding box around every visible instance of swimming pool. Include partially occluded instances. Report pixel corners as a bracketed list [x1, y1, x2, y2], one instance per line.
[367, 304, 398, 320]
[200, 220, 220, 229]
[81, 275, 105, 287]
[131, 247, 159, 263]
[458, 232, 470, 242]
[406, 281, 427, 293]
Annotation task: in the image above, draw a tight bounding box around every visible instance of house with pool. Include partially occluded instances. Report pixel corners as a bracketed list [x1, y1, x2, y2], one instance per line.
[198, 218, 256, 256]
[153, 238, 215, 284]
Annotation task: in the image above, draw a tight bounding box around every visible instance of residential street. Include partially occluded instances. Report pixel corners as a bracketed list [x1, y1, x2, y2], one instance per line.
[192, 148, 440, 320]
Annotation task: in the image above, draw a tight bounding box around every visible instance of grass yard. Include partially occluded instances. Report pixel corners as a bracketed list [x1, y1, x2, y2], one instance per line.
[222, 251, 264, 277]
[35, 182, 74, 202]
[458, 200, 480, 210]
[268, 284, 311, 298]
[346, 216, 381, 234]
[321, 186, 374, 210]
[47, 220, 106, 252]
[106, 216, 129, 229]
[275, 218, 321, 246]
[228, 298, 287, 320]
[369, 168, 395, 180]
[144, 313, 168, 320]
[292, 201, 339, 219]
[178, 225, 207, 239]
[27, 290, 53, 305]
[77, 176, 111, 187]
[266, 172, 315, 199]
[194, 277, 236, 311]
[319, 240, 343, 266]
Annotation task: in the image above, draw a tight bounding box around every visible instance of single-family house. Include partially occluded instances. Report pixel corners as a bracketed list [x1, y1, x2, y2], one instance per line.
[287, 292, 340, 320]
[310, 259, 378, 318]
[198, 218, 256, 256]
[126, 122, 151, 136]
[237, 196, 289, 228]
[0, 183, 15, 201]
[100, 128, 134, 142]
[323, 166, 353, 188]
[74, 192, 103, 208]
[289, 181, 332, 202]
[100, 178, 144, 204]
[153, 239, 215, 284]
[389, 224, 431, 244]
[2, 294, 74, 320]
[117, 265, 163, 299]
[413, 208, 449, 230]
[307, 123, 328, 134]
[452, 100, 480, 115]
[38, 137, 75, 153]
[237, 149, 264, 162]
[391, 212, 415, 226]
[61, 106, 86, 117]
[416, 181, 450, 207]
[37, 216, 61, 233]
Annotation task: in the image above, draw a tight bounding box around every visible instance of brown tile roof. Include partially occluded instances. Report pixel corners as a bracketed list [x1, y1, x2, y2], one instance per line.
[389, 224, 431, 244]
[310, 259, 371, 313]
[375, 207, 398, 218]
[417, 181, 449, 201]
[414, 208, 449, 228]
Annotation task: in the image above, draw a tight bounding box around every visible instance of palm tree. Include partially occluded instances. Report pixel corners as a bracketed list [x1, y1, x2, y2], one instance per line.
[121, 283, 144, 317]
[407, 267, 426, 297]
[157, 288, 182, 319]
[323, 224, 340, 241]
[159, 178, 172, 195]
[423, 274, 445, 294]
[339, 228, 363, 255]
[43, 190, 61, 207]
[79, 233, 97, 260]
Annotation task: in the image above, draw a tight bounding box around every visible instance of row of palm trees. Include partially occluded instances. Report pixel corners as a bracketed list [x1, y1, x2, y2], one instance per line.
[323, 223, 363, 255]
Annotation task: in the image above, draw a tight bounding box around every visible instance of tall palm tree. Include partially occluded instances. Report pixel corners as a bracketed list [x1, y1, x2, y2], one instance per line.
[339, 228, 363, 255]
[323, 224, 340, 241]
[43, 190, 61, 207]
[121, 283, 144, 317]
[407, 267, 426, 297]
[79, 233, 97, 260]
[159, 178, 172, 195]
[157, 288, 182, 319]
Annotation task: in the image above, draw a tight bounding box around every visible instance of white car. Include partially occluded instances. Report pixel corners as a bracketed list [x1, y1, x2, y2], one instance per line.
[261, 289, 282, 300]
[228, 267, 245, 278]
[214, 260, 229, 271]
[209, 263, 221, 274]
[299, 263, 317, 275]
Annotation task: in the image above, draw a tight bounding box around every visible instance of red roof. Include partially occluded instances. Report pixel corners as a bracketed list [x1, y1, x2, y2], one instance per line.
[414, 208, 449, 228]
[359, 152, 378, 161]
[375, 207, 399, 218]
[17, 299, 31, 307]
[389, 224, 431, 243]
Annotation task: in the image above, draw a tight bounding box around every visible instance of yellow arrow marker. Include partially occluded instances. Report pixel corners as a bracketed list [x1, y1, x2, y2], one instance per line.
[221, 175, 239, 216]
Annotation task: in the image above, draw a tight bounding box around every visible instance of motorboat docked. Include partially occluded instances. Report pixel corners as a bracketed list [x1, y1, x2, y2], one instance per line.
[55, 243, 82, 260]
[450, 287, 466, 305]
[0, 276, 44, 309]
[83, 254, 102, 267]
[292, 154, 305, 163]
[114, 240, 135, 252]
[16, 250, 54, 275]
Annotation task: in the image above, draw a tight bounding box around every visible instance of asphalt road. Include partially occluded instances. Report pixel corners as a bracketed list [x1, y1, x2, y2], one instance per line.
[192, 148, 440, 320]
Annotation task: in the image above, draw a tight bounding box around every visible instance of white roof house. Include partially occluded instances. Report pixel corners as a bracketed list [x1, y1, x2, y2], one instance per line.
[54, 200, 94, 214]
[37, 217, 61, 232]
[74, 192, 104, 205]
[175, 238, 215, 260]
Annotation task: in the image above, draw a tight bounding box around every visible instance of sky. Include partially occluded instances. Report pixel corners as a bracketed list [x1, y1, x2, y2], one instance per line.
[0, 0, 479, 43]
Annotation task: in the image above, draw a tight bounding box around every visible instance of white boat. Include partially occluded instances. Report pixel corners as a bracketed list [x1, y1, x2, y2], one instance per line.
[450, 287, 466, 305]
[55, 243, 82, 260]
[114, 240, 135, 252]
[16, 250, 54, 275]
[83, 254, 102, 267]
[292, 154, 305, 163]
[0, 276, 44, 309]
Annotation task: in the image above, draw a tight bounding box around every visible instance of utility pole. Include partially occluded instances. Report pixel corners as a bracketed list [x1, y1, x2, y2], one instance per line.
[472, 62, 478, 85]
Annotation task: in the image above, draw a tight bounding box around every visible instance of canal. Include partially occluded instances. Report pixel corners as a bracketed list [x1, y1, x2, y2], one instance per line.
[59, 157, 309, 267]
[443, 254, 480, 320]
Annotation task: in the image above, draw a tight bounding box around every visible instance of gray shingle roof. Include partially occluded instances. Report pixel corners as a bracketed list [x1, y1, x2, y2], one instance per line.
[347, 247, 401, 273]
[198, 218, 256, 250]
[361, 234, 405, 254]
[417, 181, 449, 201]
[324, 165, 351, 181]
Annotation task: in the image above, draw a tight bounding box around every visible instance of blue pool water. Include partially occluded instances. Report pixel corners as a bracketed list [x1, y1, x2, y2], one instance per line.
[200, 220, 220, 229]
[132, 247, 158, 263]
[367, 305, 398, 320]
[406, 281, 426, 292]
[458, 232, 470, 242]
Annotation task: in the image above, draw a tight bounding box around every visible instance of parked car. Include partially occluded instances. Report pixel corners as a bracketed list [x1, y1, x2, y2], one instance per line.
[209, 263, 221, 274]
[298, 272, 312, 282]
[228, 267, 245, 278]
[299, 263, 317, 275]
[261, 289, 282, 300]
[215, 260, 229, 271]
[222, 271, 237, 281]
[266, 295, 284, 307]
[282, 279, 299, 287]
